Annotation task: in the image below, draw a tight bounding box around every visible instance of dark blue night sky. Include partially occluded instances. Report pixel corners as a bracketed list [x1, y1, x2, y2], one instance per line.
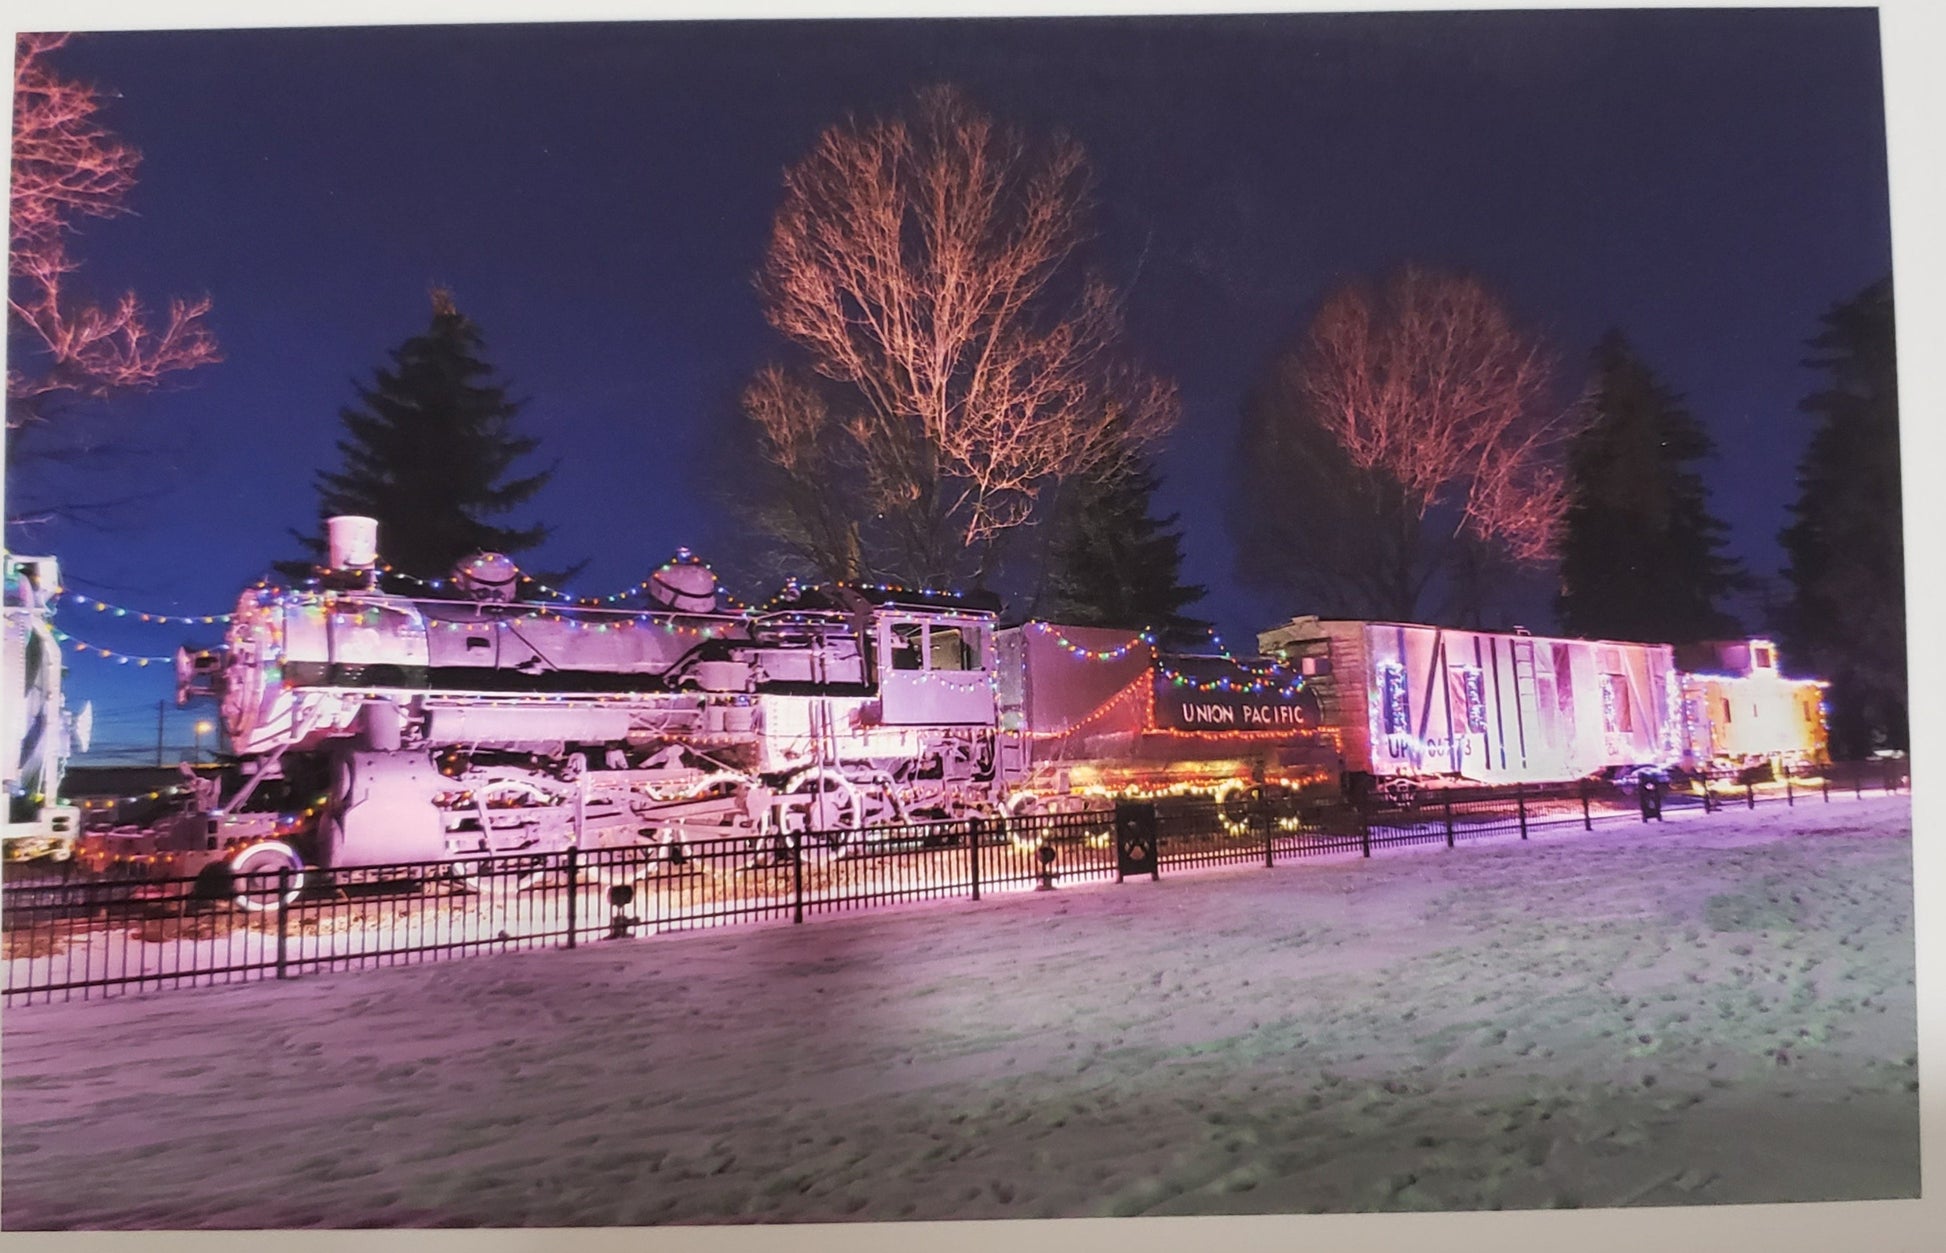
[5, 9, 1894, 762]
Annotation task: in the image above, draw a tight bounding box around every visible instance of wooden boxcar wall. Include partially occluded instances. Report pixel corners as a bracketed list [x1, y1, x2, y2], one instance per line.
[1260, 618, 1679, 785]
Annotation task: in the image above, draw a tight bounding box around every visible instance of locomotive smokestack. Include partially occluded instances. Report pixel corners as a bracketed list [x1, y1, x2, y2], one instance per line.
[326, 516, 379, 571]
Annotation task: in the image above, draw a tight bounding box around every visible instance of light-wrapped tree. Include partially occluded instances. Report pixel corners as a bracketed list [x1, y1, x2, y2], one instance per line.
[1237, 266, 1576, 623]
[8, 34, 218, 450]
[751, 85, 1177, 587]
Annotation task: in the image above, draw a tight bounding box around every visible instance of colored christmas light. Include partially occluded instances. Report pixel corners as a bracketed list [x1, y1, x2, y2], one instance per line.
[50, 628, 194, 666]
[1026, 620, 1154, 661]
[62, 592, 231, 624]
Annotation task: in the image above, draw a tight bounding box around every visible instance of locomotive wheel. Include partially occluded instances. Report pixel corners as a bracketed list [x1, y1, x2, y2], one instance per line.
[228, 841, 307, 913]
[774, 771, 863, 859]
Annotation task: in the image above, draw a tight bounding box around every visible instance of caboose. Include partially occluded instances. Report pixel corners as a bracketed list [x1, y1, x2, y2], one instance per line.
[1672, 638, 1829, 772]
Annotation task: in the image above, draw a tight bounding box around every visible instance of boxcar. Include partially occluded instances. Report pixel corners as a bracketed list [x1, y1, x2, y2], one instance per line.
[1257, 617, 1681, 791]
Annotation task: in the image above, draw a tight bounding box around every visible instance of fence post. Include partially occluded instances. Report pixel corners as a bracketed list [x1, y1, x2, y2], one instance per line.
[1702, 779, 1713, 813]
[1443, 792, 1455, 849]
[1746, 779, 1755, 810]
[1854, 763, 1863, 799]
[1580, 778, 1591, 831]
[1786, 772, 1793, 807]
[1517, 783, 1528, 840]
[793, 834, 805, 925]
[1360, 801, 1372, 859]
[969, 816, 982, 902]
[1260, 788, 1275, 869]
[1884, 760, 1895, 795]
[1823, 771, 1830, 803]
[565, 846, 578, 950]
[275, 866, 290, 980]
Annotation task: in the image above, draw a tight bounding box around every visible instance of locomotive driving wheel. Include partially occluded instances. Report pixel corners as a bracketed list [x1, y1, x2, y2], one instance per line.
[769, 770, 864, 859]
[227, 840, 307, 912]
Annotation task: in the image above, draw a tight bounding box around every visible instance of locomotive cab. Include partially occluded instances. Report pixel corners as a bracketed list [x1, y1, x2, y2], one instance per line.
[875, 612, 995, 725]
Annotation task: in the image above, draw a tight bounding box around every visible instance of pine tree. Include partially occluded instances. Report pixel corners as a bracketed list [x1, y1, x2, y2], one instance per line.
[1556, 331, 1744, 642]
[1042, 462, 1210, 645]
[1779, 277, 1904, 757]
[285, 290, 557, 582]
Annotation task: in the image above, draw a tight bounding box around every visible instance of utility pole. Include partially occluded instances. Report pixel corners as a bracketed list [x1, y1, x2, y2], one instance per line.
[156, 700, 165, 766]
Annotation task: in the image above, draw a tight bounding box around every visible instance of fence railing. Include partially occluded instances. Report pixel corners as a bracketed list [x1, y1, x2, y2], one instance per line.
[2, 758, 1907, 1006]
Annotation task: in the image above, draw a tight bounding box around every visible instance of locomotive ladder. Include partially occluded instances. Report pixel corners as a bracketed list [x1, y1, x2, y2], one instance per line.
[1508, 636, 1538, 772]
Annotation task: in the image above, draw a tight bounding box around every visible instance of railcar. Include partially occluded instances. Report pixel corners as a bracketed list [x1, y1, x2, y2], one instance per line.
[1673, 638, 1829, 773]
[1257, 617, 1684, 797]
[995, 622, 1339, 816]
[3, 554, 86, 860]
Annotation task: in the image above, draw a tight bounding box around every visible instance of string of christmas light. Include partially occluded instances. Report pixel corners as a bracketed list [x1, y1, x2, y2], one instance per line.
[50, 628, 198, 666]
[835, 579, 980, 602]
[1025, 620, 1155, 661]
[76, 785, 190, 811]
[1144, 672, 1334, 744]
[62, 592, 232, 624]
[303, 598, 733, 637]
[1154, 662, 1306, 697]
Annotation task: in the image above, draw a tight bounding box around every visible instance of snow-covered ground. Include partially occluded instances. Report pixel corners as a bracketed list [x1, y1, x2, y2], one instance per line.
[0, 795, 1919, 1229]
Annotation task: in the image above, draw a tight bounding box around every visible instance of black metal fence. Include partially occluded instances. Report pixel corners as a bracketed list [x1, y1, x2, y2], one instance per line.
[2, 758, 1908, 1006]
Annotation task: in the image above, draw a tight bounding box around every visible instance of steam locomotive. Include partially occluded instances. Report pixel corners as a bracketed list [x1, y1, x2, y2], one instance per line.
[109, 516, 1823, 890]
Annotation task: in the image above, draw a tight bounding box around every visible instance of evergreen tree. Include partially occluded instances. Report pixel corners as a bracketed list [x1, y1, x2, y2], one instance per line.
[1556, 331, 1744, 642]
[1042, 462, 1210, 645]
[1780, 277, 1904, 757]
[285, 290, 557, 582]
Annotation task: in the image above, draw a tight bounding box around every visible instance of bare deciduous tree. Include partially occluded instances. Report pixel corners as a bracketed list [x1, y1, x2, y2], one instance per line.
[752, 85, 1177, 586]
[1238, 266, 1577, 622]
[9, 33, 219, 446]
[739, 365, 866, 583]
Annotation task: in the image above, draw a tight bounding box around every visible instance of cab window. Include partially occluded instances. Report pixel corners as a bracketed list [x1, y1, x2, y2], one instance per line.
[891, 622, 925, 670]
[929, 625, 977, 671]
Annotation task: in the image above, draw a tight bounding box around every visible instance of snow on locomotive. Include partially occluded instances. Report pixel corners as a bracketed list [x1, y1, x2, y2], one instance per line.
[170, 517, 1011, 878]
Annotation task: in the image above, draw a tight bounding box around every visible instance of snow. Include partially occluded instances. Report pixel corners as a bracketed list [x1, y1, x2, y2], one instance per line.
[0, 795, 1923, 1236]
